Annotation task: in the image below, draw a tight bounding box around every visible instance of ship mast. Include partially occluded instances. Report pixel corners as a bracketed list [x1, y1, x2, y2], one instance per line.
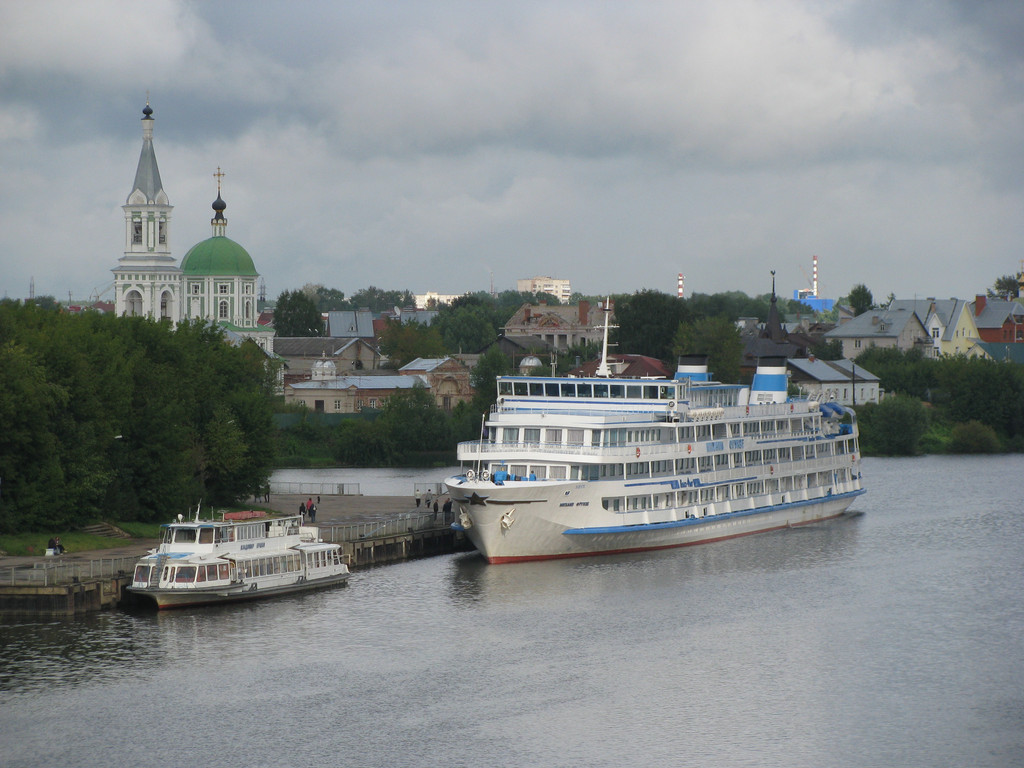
[595, 298, 614, 378]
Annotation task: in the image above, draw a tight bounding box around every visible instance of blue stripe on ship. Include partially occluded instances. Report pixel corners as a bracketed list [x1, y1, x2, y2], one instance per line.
[562, 488, 865, 535]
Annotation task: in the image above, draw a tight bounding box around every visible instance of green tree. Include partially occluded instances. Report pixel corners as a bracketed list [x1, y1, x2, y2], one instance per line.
[333, 418, 393, 465]
[349, 286, 415, 313]
[847, 284, 874, 316]
[672, 316, 743, 383]
[378, 386, 451, 459]
[378, 319, 446, 368]
[857, 394, 929, 455]
[470, 346, 511, 414]
[989, 275, 1020, 299]
[613, 290, 690, 362]
[949, 420, 1001, 453]
[274, 290, 323, 336]
[433, 303, 498, 353]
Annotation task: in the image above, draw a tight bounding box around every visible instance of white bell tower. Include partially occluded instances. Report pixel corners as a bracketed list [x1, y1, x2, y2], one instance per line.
[113, 100, 182, 320]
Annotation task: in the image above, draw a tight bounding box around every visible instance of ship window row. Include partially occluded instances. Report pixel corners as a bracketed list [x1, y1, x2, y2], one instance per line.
[164, 527, 219, 545]
[484, 439, 858, 483]
[239, 553, 303, 579]
[494, 415, 825, 451]
[601, 468, 855, 512]
[500, 380, 679, 400]
[160, 562, 233, 584]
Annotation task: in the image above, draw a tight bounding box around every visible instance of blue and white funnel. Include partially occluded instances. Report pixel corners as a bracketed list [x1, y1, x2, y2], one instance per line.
[749, 356, 789, 404]
[674, 354, 710, 382]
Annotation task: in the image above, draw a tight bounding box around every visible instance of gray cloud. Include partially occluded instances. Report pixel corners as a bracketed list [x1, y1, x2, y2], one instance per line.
[1, 0, 1021, 305]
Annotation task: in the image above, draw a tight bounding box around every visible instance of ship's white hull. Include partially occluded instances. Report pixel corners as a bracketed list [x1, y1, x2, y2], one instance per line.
[128, 570, 350, 609]
[446, 477, 864, 564]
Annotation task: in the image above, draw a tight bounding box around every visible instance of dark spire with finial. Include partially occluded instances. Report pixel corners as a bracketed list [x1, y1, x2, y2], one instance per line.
[761, 269, 788, 343]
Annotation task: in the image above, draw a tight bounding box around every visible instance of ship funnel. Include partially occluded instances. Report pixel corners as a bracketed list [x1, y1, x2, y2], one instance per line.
[674, 354, 710, 382]
[750, 356, 789, 404]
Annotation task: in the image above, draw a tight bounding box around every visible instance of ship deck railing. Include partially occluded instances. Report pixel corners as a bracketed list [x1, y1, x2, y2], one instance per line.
[2, 556, 140, 586]
[454, 452, 854, 483]
[315, 511, 453, 545]
[458, 430, 827, 459]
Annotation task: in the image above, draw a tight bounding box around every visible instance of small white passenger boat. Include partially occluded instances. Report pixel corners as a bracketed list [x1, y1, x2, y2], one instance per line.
[127, 511, 349, 609]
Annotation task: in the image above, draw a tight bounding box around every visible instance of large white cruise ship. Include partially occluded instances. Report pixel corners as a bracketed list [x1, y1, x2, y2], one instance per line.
[445, 354, 865, 563]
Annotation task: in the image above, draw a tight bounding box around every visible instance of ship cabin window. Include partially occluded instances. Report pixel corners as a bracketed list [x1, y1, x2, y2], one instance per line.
[566, 429, 584, 445]
[545, 383, 559, 396]
[133, 565, 151, 583]
[627, 385, 642, 398]
[198, 527, 214, 544]
[679, 426, 696, 443]
[626, 462, 648, 478]
[600, 463, 623, 478]
[602, 497, 622, 512]
[577, 383, 592, 397]
[511, 464, 528, 477]
[531, 466, 547, 479]
[173, 528, 198, 544]
[503, 428, 519, 443]
[593, 384, 609, 398]
[499, 381, 513, 396]
[216, 527, 235, 543]
[524, 429, 540, 444]
[698, 456, 713, 472]
[714, 453, 729, 469]
[712, 423, 727, 439]
[746, 422, 760, 436]
[549, 466, 567, 479]
[174, 566, 197, 583]
[651, 459, 672, 475]
[546, 428, 562, 443]
[676, 457, 696, 473]
[777, 447, 792, 462]
[696, 424, 712, 440]
[659, 385, 675, 400]
[730, 423, 741, 437]
[529, 382, 544, 396]
[609, 385, 625, 398]
[745, 450, 762, 465]
[561, 382, 576, 397]
[791, 446, 804, 461]
[513, 382, 528, 396]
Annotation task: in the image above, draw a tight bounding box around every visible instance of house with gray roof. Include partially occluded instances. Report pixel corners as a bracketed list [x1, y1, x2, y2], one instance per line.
[325, 310, 376, 339]
[286, 372, 429, 413]
[823, 305, 931, 359]
[787, 358, 881, 405]
[970, 295, 1024, 344]
[888, 298, 977, 357]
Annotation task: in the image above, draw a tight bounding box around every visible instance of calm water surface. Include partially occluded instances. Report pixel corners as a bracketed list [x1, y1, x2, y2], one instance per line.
[2, 456, 1022, 767]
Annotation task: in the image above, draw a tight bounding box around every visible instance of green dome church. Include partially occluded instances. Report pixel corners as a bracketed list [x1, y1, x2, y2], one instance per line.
[112, 104, 274, 353]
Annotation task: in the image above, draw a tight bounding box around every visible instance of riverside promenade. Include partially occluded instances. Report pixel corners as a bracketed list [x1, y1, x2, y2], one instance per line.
[0, 491, 466, 616]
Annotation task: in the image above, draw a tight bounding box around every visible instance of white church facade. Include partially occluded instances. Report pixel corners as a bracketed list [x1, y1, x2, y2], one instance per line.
[112, 103, 274, 353]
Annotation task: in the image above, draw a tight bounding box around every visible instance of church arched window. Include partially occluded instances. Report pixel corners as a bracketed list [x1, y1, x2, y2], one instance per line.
[219, 300, 229, 319]
[126, 290, 143, 317]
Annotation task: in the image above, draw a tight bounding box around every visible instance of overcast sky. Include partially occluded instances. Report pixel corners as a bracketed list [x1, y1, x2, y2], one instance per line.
[2, 0, 1022, 305]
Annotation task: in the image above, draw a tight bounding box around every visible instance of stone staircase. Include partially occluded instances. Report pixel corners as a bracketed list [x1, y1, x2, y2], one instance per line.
[78, 522, 132, 539]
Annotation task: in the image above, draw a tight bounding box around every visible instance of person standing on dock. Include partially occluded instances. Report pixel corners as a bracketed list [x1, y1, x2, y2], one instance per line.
[415, 489, 421, 507]
[309, 502, 316, 523]
[299, 500, 306, 520]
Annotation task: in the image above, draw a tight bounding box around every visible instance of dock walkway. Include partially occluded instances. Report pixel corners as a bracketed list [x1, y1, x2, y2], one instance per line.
[0, 493, 467, 616]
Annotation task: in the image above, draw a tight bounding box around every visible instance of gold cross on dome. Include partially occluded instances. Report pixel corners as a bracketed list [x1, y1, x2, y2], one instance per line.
[213, 167, 225, 193]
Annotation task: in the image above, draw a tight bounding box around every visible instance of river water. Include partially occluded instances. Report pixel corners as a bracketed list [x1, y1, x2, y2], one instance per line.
[1, 456, 1022, 767]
